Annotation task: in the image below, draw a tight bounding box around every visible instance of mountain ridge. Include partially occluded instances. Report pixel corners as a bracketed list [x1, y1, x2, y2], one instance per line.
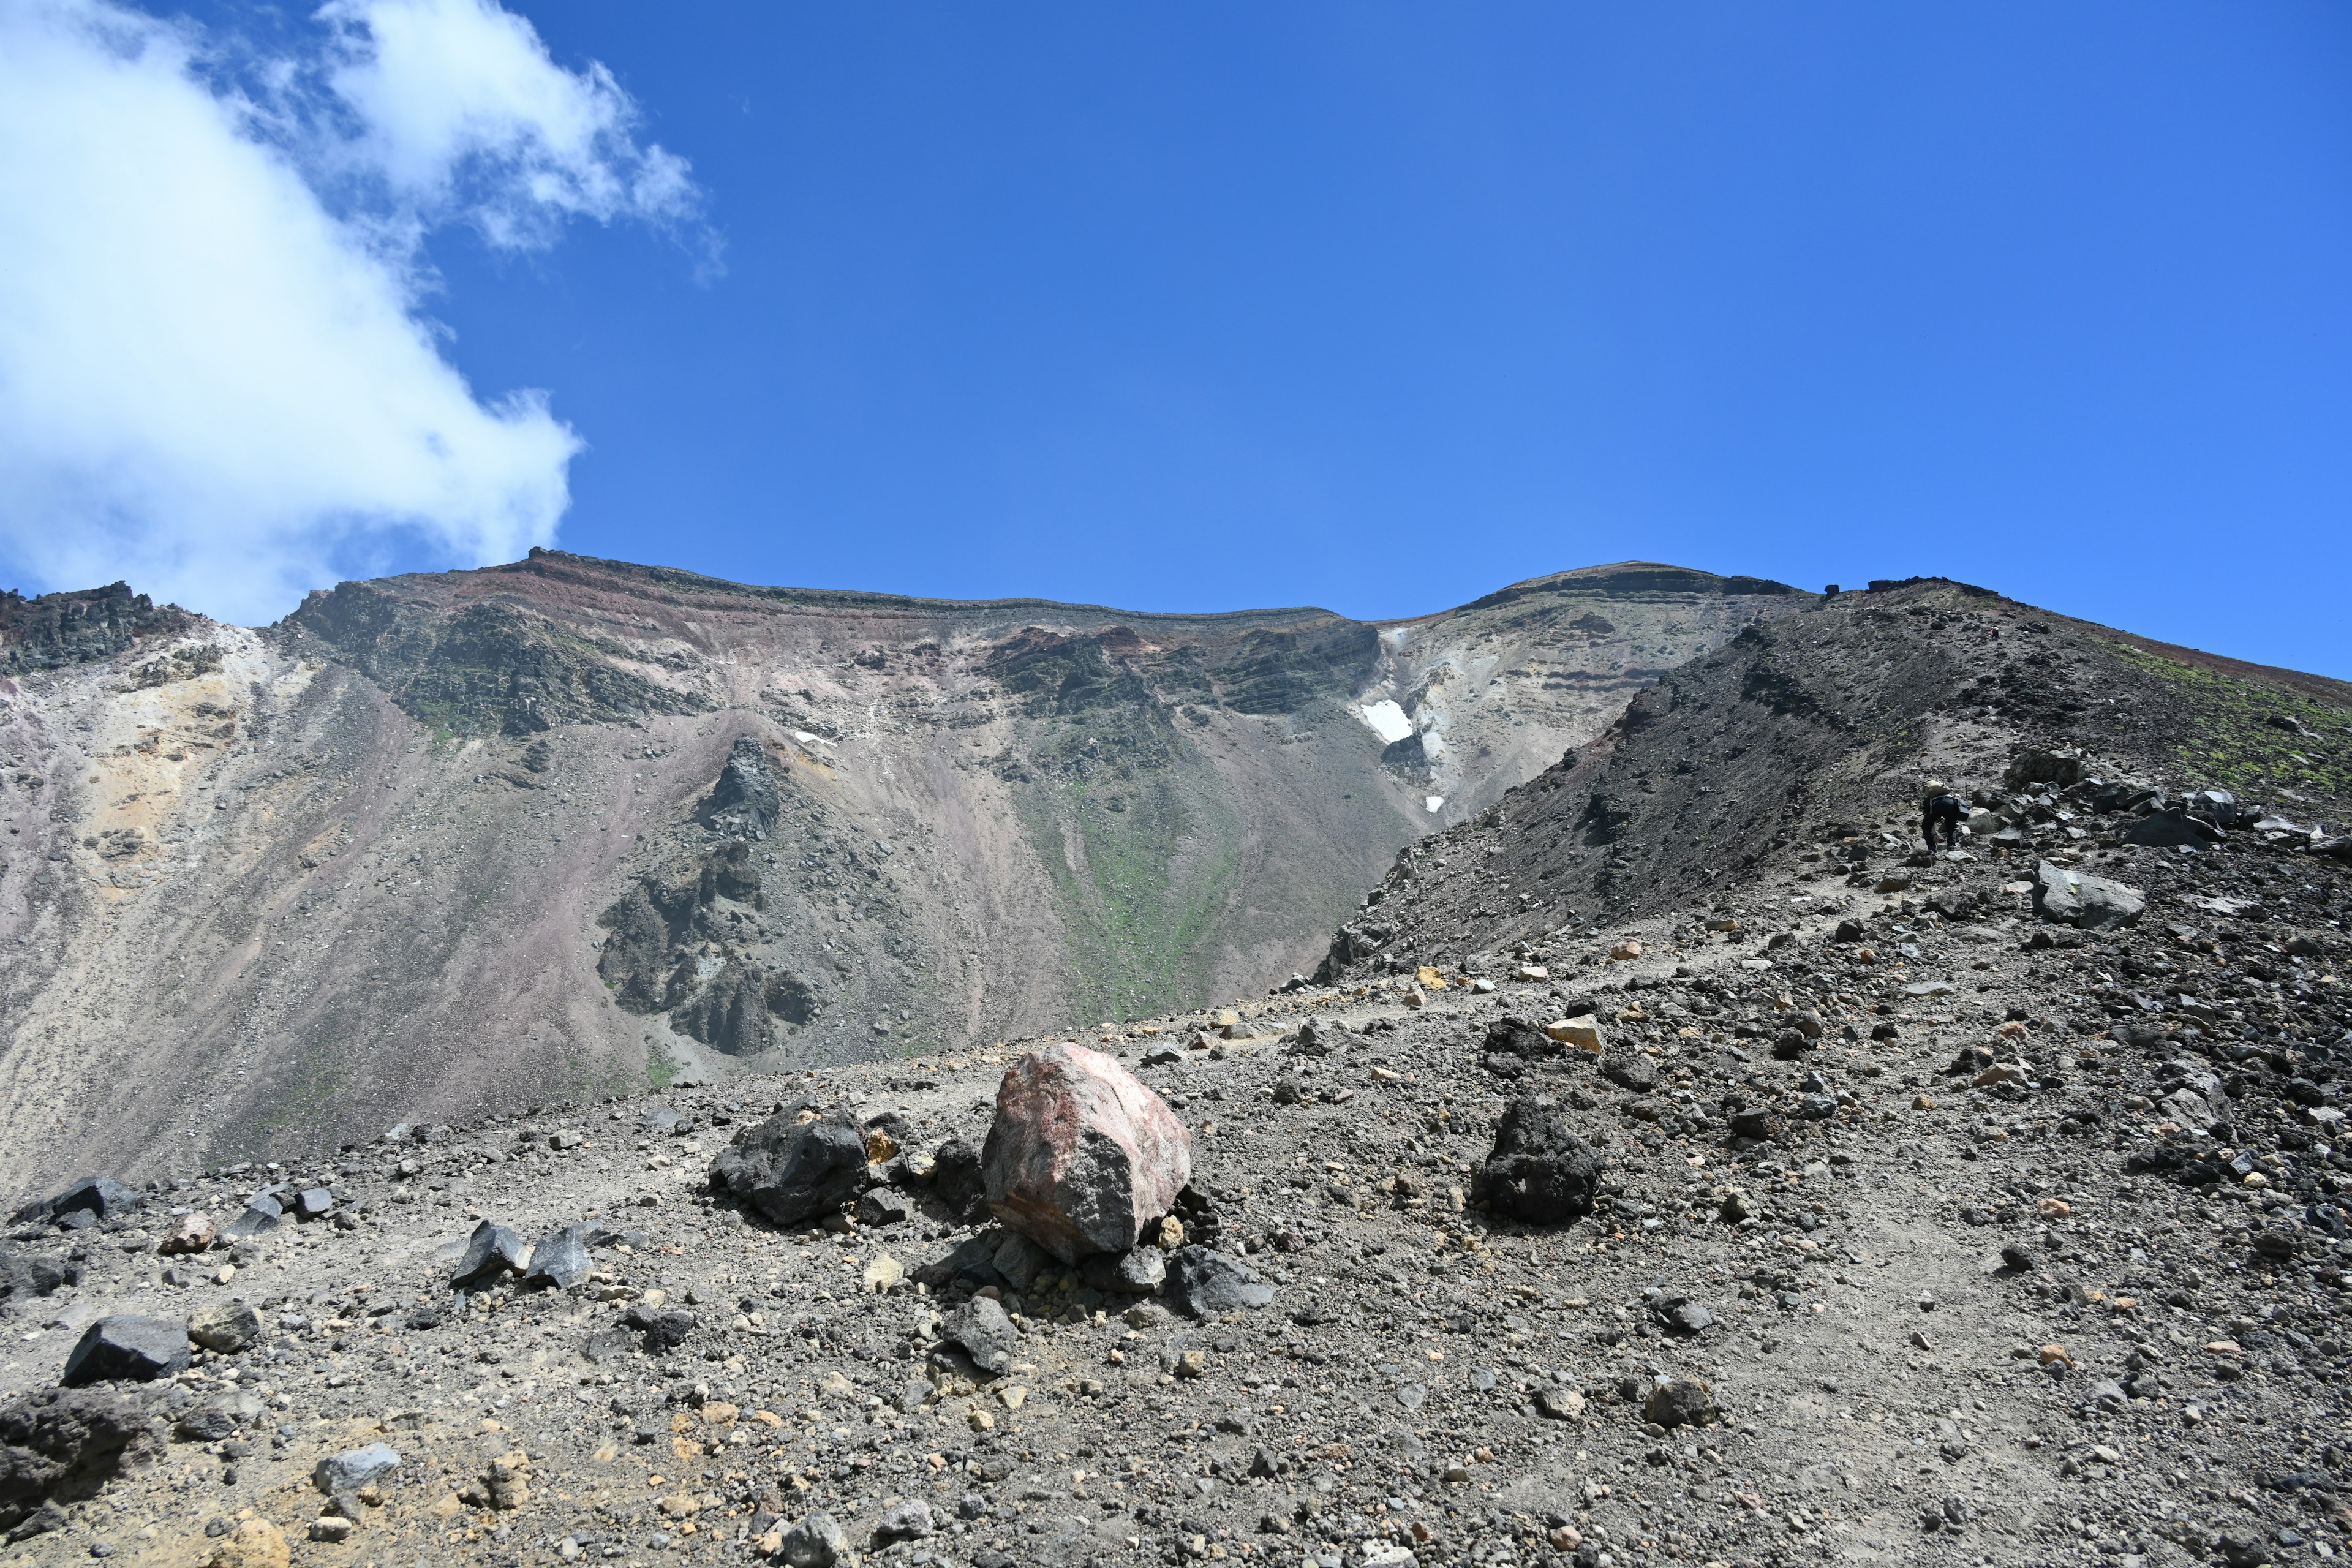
[0, 552, 1796, 1194]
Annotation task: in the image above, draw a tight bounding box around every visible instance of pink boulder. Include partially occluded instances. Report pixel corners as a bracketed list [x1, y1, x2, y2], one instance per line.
[982, 1044, 1191, 1264]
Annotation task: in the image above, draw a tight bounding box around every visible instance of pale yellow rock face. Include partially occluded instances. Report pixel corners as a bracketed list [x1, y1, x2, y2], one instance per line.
[209, 1518, 289, 1568]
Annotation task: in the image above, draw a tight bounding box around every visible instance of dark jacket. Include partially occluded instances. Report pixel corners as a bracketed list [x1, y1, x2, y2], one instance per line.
[1923, 793, 1966, 835]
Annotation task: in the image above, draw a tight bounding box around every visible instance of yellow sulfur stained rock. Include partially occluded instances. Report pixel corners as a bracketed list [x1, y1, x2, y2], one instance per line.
[1415, 966, 1449, 989]
[1546, 1020, 1603, 1052]
[209, 1519, 290, 1568]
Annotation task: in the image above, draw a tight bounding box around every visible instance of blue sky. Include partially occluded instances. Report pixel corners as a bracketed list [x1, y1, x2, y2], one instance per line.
[6, 3, 2350, 677]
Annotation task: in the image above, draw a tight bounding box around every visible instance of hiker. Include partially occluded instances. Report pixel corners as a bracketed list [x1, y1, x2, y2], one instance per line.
[1922, 780, 1967, 851]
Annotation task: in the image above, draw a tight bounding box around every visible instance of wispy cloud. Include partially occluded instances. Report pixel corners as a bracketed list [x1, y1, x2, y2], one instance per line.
[0, 0, 704, 626]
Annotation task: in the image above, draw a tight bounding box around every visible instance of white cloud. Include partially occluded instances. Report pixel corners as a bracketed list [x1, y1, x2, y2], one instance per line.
[318, 0, 699, 251]
[0, 0, 701, 627]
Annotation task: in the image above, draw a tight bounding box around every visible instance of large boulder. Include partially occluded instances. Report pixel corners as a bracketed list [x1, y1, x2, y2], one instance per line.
[59, 1317, 188, 1385]
[2033, 861, 2145, 930]
[1472, 1098, 1604, 1224]
[0, 1387, 163, 1533]
[981, 1045, 1191, 1264]
[709, 1109, 871, 1227]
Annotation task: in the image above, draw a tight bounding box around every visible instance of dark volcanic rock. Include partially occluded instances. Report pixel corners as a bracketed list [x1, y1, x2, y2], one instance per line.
[0, 584, 189, 676]
[29, 1177, 139, 1226]
[450, 1221, 527, 1289]
[943, 1297, 1019, 1376]
[701, 735, 782, 839]
[1472, 1096, 1604, 1224]
[522, 1226, 591, 1290]
[928, 1139, 990, 1225]
[0, 1387, 163, 1532]
[59, 1317, 188, 1386]
[708, 1108, 870, 1227]
[2033, 861, 2145, 930]
[1164, 1247, 1275, 1318]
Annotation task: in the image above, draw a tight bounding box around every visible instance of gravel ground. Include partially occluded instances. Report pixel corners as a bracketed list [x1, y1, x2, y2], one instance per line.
[6, 806, 2350, 1568]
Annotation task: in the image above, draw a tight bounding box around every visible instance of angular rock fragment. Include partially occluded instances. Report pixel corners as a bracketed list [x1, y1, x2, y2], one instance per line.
[2033, 861, 2144, 930]
[1471, 1097, 1603, 1224]
[1643, 1374, 1718, 1429]
[942, 1297, 1018, 1376]
[981, 1044, 1191, 1263]
[522, 1226, 590, 1290]
[313, 1444, 399, 1494]
[59, 1317, 189, 1385]
[0, 1386, 163, 1534]
[1164, 1246, 1274, 1318]
[778, 1510, 849, 1567]
[927, 1139, 990, 1225]
[450, 1221, 526, 1289]
[187, 1300, 261, 1354]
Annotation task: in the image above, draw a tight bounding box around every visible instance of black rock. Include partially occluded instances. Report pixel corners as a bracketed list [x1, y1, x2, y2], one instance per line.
[2123, 808, 2220, 849]
[59, 1317, 189, 1386]
[1482, 1016, 1551, 1059]
[172, 1404, 236, 1444]
[910, 1235, 1005, 1294]
[1471, 1097, 1604, 1224]
[701, 735, 782, 839]
[522, 1226, 591, 1290]
[0, 1387, 163, 1534]
[624, 1308, 695, 1353]
[927, 1139, 990, 1226]
[1599, 1054, 1657, 1093]
[0, 1245, 74, 1301]
[853, 1189, 910, 1227]
[942, 1297, 1019, 1375]
[292, 1189, 333, 1222]
[707, 1109, 869, 1227]
[1165, 1246, 1275, 1317]
[1649, 1296, 1714, 1334]
[450, 1221, 526, 1289]
[1999, 1245, 2036, 1272]
[28, 1177, 139, 1226]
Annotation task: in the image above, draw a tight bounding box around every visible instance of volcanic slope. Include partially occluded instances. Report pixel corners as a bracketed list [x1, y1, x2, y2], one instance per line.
[1317, 576, 2352, 980]
[4, 750, 2351, 1568]
[6, 578, 2352, 1568]
[0, 554, 1793, 1191]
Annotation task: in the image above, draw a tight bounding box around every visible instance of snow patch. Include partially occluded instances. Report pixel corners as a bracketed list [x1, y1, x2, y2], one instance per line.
[1424, 795, 1446, 813]
[1357, 700, 1414, 745]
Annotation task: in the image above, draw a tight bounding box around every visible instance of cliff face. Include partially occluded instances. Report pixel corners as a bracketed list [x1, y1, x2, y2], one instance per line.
[0, 552, 1796, 1190]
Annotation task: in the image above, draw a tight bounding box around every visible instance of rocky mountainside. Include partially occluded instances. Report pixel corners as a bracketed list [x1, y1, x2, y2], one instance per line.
[0, 552, 1793, 1194]
[4, 575, 2352, 1568]
[1316, 576, 2352, 983]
